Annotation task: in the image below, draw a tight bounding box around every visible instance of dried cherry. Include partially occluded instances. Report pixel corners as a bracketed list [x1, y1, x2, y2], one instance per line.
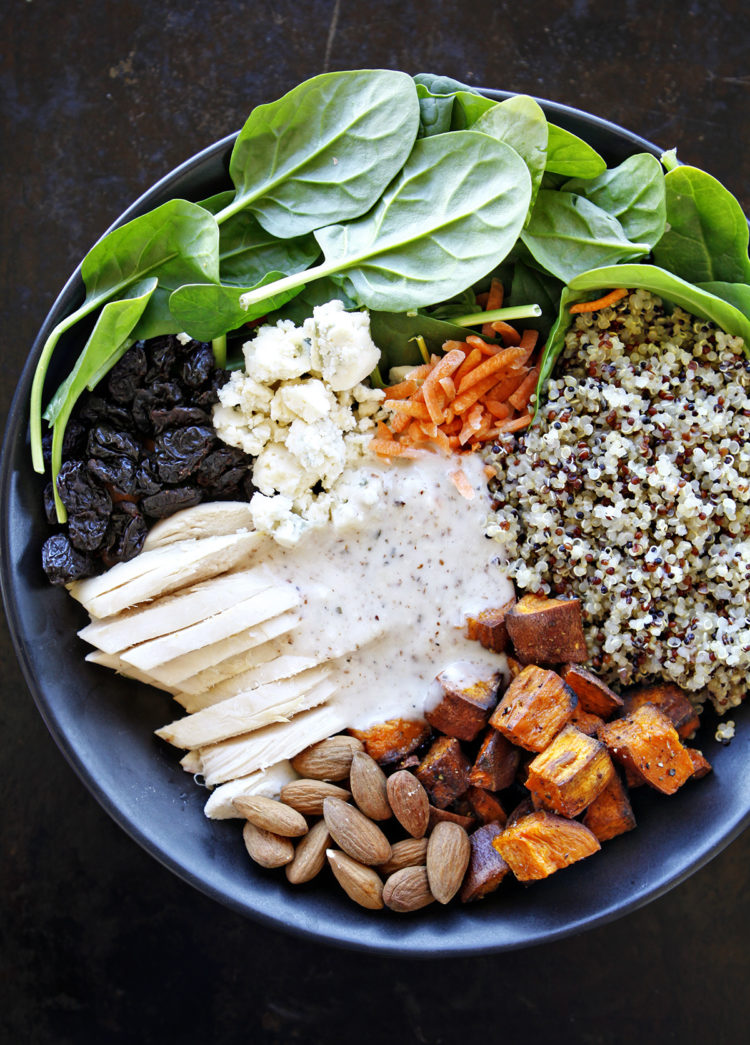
[41, 533, 97, 585]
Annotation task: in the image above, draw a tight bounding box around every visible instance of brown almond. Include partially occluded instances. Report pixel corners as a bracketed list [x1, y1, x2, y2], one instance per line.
[349, 750, 392, 821]
[380, 837, 429, 875]
[242, 821, 294, 869]
[233, 794, 308, 837]
[327, 849, 384, 909]
[286, 819, 331, 884]
[386, 770, 430, 839]
[280, 779, 351, 816]
[382, 865, 434, 913]
[291, 735, 363, 781]
[426, 820, 471, 904]
[323, 797, 391, 866]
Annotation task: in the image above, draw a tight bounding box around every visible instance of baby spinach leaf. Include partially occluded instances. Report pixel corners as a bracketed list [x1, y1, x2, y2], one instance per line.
[450, 91, 496, 129]
[369, 310, 496, 374]
[415, 83, 457, 138]
[545, 124, 606, 178]
[652, 166, 750, 284]
[47, 279, 157, 521]
[168, 272, 303, 341]
[562, 153, 666, 249]
[413, 73, 479, 96]
[508, 261, 564, 339]
[239, 131, 532, 314]
[262, 278, 359, 327]
[473, 95, 548, 212]
[696, 281, 750, 315]
[521, 190, 650, 283]
[30, 199, 219, 471]
[219, 70, 420, 238]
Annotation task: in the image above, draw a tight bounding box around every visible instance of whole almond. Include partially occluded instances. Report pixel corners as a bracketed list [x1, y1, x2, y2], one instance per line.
[286, 819, 331, 884]
[280, 779, 351, 816]
[382, 865, 434, 913]
[380, 837, 429, 875]
[233, 795, 308, 837]
[291, 735, 363, 781]
[386, 771, 430, 839]
[243, 821, 294, 868]
[349, 751, 392, 821]
[327, 849, 384, 910]
[323, 797, 392, 866]
[426, 820, 471, 904]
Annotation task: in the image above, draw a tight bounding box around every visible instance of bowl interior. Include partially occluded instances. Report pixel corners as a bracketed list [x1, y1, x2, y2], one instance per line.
[2, 91, 749, 956]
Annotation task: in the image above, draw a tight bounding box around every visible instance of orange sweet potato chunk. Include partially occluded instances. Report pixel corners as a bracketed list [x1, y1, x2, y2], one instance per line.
[598, 703, 694, 795]
[526, 724, 615, 818]
[506, 594, 587, 664]
[562, 664, 623, 719]
[622, 683, 700, 739]
[460, 822, 510, 902]
[466, 597, 516, 652]
[493, 810, 601, 881]
[415, 736, 472, 809]
[686, 747, 712, 779]
[489, 665, 577, 752]
[348, 719, 431, 765]
[466, 786, 507, 826]
[426, 666, 500, 742]
[582, 771, 637, 842]
[469, 727, 521, 791]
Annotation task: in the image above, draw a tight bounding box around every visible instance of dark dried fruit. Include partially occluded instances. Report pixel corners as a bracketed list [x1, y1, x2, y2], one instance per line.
[193, 369, 230, 407]
[41, 533, 96, 585]
[141, 486, 203, 518]
[132, 381, 183, 434]
[87, 455, 137, 496]
[178, 341, 215, 387]
[41, 418, 87, 466]
[77, 396, 135, 433]
[87, 424, 141, 464]
[102, 503, 148, 565]
[151, 406, 212, 433]
[133, 456, 162, 497]
[43, 482, 58, 525]
[145, 336, 177, 380]
[107, 343, 147, 403]
[153, 425, 215, 484]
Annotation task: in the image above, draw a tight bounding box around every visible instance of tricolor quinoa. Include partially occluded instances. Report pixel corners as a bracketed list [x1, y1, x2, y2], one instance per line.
[485, 289, 750, 713]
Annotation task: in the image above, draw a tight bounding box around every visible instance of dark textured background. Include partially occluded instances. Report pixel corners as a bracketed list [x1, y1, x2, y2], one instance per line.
[1, 1, 749, 1042]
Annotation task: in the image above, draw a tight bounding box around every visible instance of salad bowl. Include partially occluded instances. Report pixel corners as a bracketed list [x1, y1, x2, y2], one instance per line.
[2, 86, 749, 956]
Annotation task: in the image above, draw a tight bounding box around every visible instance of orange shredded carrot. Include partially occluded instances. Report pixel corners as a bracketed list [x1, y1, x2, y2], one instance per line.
[482, 279, 505, 338]
[492, 414, 532, 434]
[385, 400, 432, 420]
[508, 366, 540, 412]
[439, 376, 456, 398]
[384, 379, 420, 400]
[450, 468, 476, 499]
[420, 348, 465, 424]
[485, 399, 511, 420]
[491, 320, 522, 346]
[569, 288, 628, 314]
[453, 347, 483, 384]
[457, 346, 528, 396]
[371, 439, 424, 458]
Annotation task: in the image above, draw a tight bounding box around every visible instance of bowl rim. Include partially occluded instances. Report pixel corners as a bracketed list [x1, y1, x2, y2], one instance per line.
[3, 86, 749, 957]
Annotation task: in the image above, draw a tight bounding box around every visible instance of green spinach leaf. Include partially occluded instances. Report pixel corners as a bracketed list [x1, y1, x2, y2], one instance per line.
[450, 91, 496, 129]
[652, 165, 750, 284]
[696, 281, 750, 315]
[473, 95, 548, 212]
[415, 83, 457, 138]
[218, 70, 420, 238]
[521, 190, 650, 283]
[562, 153, 666, 249]
[508, 261, 564, 339]
[545, 124, 606, 178]
[369, 310, 495, 375]
[169, 272, 304, 342]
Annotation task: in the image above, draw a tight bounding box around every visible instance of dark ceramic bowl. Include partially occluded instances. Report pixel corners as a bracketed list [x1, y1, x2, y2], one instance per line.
[2, 89, 749, 956]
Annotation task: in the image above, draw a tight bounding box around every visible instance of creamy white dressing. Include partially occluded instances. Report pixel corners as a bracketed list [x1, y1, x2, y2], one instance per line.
[245, 451, 514, 731]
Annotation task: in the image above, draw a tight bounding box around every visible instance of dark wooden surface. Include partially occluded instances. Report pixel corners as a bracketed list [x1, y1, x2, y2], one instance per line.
[1, 2, 748, 1042]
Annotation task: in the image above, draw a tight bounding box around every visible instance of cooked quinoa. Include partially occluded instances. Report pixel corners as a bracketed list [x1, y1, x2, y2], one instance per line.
[484, 289, 750, 713]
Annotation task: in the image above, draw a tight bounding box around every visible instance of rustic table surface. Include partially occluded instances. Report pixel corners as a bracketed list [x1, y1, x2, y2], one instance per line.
[1, 2, 748, 1042]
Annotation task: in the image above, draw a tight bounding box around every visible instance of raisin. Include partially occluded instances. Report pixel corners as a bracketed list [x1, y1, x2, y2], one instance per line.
[41, 533, 97, 585]
[41, 418, 87, 466]
[56, 460, 112, 552]
[132, 381, 183, 434]
[151, 406, 212, 433]
[107, 343, 148, 403]
[87, 424, 141, 464]
[133, 456, 162, 497]
[178, 342, 215, 388]
[77, 396, 135, 433]
[43, 482, 58, 525]
[87, 455, 137, 497]
[195, 445, 250, 487]
[141, 486, 203, 518]
[145, 336, 177, 380]
[102, 503, 148, 565]
[153, 425, 215, 484]
[193, 369, 230, 407]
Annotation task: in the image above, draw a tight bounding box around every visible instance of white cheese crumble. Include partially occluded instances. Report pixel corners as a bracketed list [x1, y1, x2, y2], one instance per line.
[213, 300, 385, 543]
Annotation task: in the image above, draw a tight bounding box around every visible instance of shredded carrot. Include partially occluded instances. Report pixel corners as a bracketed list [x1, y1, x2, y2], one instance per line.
[450, 468, 476, 499]
[371, 296, 544, 460]
[569, 288, 628, 314]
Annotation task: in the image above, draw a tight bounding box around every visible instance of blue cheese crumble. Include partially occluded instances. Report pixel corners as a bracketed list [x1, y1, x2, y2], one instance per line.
[213, 301, 385, 545]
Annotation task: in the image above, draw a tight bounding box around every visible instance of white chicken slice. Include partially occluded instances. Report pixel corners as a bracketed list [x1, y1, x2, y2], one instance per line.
[177, 654, 321, 713]
[142, 502, 256, 551]
[203, 761, 298, 819]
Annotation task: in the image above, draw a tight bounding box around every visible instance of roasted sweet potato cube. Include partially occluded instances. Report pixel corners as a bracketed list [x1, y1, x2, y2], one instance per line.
[622, 683, 700, 739]
[562, 664, 623, 719]
[506, 656, 523, 678]
[598, 703, 694, 795]
[493, 810, 601, 881]
[348, 719, 431, 765]
[415, 736, 472, 809]
[582, 770, 637, 842]
[526, 724, 615, 818]
[469, 728, 521, 791]
[466, 597, 516, 652]
[425, 663, 500, 742]
[460, 822, 510, 902]
[466, 786, 507, 826]
[506, 594, 587, 664]
[489, 665, 577, 752]
[428, 805, 476, 832]
[686, 747, 712, 779]
[571, 704, 605, 737]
